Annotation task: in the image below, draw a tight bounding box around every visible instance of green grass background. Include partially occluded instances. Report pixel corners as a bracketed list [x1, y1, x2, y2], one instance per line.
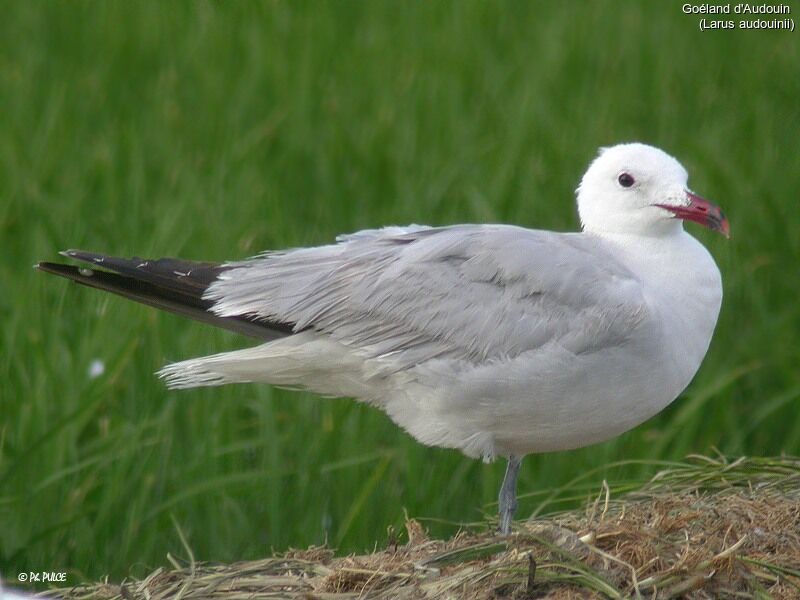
[1, 0, 799, 586]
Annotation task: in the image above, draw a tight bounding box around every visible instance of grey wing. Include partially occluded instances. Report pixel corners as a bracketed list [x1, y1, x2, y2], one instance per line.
[205, 225, 648, 370]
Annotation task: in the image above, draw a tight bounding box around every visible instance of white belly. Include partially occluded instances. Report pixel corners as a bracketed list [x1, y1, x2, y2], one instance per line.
[381, 330, 670, 459]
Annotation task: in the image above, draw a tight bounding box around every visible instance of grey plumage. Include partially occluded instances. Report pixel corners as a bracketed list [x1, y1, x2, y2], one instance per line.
[207, 225, 648, 374]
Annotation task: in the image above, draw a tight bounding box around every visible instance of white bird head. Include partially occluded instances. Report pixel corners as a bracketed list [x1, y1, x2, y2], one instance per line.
[577, 143, 729, 239]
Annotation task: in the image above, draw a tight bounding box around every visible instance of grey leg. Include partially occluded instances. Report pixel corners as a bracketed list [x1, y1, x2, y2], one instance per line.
[497, 455, 522, 535]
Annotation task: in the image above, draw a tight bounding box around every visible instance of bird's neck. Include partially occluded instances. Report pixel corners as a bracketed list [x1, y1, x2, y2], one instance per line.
[600, 229, 723, 376]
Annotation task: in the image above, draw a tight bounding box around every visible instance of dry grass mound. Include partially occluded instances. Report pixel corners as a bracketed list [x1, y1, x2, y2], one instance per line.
[48, 455, 800, 599]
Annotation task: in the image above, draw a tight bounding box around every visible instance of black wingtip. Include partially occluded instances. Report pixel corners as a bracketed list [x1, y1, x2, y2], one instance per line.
[34, 261, 60, 272]
[36, 261, 59, 273]
[60, 249, 106, 263]
[36, 261, 93, 279]
[37, 253, 294, 341]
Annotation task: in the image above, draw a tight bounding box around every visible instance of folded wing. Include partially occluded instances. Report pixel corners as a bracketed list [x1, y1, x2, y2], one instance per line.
[206, 225, 649, 372]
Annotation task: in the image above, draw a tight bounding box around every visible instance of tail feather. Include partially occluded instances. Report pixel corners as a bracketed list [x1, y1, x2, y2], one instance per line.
[157, 345, 283, 389]
[158, 332, 377, 398]
[36, 251, 294, 341]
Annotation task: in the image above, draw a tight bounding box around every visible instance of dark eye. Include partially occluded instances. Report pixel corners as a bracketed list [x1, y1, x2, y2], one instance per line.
[618, 173, 635, 188]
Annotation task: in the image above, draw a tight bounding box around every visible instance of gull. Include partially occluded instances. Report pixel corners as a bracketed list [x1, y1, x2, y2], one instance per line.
[37, 143, 729, 535]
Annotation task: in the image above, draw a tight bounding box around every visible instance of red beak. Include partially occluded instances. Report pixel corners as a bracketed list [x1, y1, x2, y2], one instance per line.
[657, 190, 730, 238]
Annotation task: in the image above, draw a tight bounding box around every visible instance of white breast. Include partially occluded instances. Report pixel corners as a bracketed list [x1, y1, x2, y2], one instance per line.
[608, 230, 723, 394]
